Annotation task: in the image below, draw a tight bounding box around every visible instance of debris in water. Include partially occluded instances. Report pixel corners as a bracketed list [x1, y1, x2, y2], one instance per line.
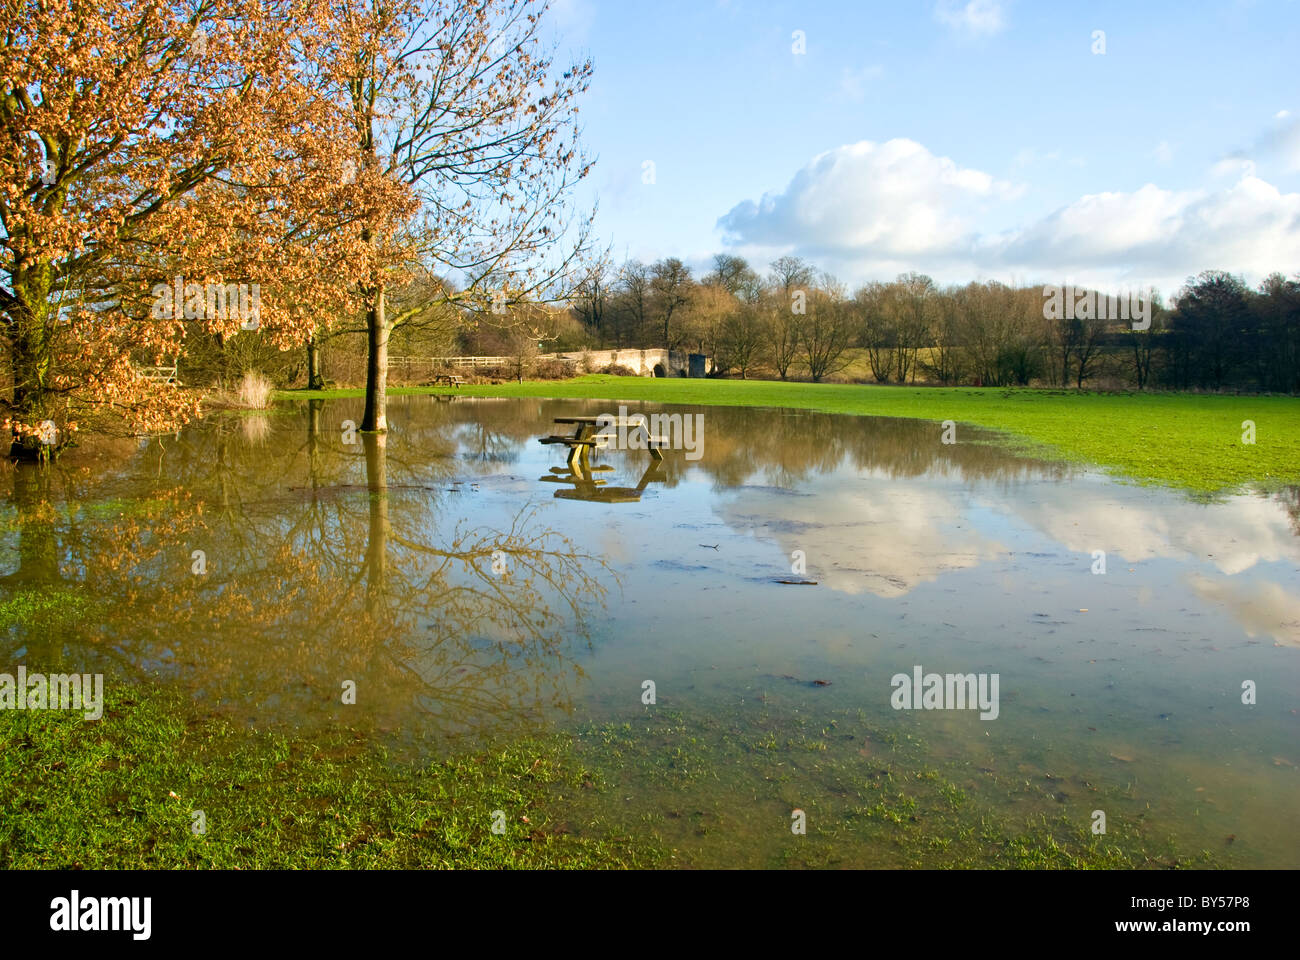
[774, 579, 818, 585]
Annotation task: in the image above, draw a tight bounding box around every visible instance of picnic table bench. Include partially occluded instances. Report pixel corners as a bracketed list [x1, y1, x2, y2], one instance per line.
[433, 373, 466, 388]
[541, 416, 668, 463]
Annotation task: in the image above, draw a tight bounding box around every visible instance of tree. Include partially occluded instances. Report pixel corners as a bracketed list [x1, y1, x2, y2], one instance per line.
[1127, 288, 1165, 390]
[706, 253, 758, 297]
[610, 260, 652, 347]
[800, 277, 854, 382]
[1170, 270, 1251, 389]
[649, 257, 693, 351]
[891, 272, 935, 384]
[767, 256, 814, 380]
[571, 260, 612, 342]
[853, 282, 894, 382]
[925, 285, 966, 385]
[332, 0, 595, 432]
[1252, 273, 1300, 393]
[1069, 287, 1109, 388]
[961, 281, 1020, 386]
[1, 0, 378, 451]
[717, 301, 767, 379]
[685, 279, 732, 364]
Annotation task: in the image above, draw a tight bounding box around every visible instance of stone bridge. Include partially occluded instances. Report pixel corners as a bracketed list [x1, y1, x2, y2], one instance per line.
[546, 347, 709, 377]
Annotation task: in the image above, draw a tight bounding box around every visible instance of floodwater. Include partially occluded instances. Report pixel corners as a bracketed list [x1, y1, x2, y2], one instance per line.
[4, 396, 1298, 867]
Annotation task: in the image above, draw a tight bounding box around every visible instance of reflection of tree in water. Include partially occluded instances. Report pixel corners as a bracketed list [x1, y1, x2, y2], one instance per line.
[1278, 485, 1300, 538]
[0, 406, 611, 741]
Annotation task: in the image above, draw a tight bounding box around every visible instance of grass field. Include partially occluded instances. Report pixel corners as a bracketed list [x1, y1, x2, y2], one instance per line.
[286, 376, 1300, 494]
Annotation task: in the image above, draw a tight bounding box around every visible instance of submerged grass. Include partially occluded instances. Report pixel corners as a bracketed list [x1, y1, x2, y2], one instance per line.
[572, 706, 1223, 870]
[0, 680, 1225, 869]
[282, 376, 1300, 493]
[0, 588, 93, 635]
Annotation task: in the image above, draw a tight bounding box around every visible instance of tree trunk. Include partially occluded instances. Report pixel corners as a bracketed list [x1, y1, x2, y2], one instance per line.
[306, 337, 324, 390]
[361, 286, 388, 432]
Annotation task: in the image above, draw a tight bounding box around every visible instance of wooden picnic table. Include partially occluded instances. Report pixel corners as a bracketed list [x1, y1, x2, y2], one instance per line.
[433, 373, 465, 388]
[540, 415, 667, 463]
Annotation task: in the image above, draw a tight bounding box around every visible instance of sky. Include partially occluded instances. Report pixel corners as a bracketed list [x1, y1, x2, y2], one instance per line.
[542, 0, 1300, 299]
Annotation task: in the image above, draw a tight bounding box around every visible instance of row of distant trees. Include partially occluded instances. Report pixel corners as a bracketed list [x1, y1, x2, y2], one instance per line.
[569, 255, 1300, 392]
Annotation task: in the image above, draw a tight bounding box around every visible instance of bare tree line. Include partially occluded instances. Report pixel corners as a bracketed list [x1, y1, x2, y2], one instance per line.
[569, 255, 1300, 392]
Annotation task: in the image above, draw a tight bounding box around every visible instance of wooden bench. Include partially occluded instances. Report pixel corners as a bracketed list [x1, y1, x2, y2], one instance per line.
[433, 374, 466, 388]
[538, 435, 607, 447]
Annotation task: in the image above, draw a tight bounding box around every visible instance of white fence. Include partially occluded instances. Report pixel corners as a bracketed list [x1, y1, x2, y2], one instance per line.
[389, 356, 515, 369]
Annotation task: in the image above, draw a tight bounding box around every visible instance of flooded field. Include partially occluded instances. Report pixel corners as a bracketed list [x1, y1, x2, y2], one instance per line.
[4, 395, 1298, 868]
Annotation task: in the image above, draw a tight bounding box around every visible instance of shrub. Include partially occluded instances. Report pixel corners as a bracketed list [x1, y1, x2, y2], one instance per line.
[532, 359, 577, 379]
[207, 370, 274, 409]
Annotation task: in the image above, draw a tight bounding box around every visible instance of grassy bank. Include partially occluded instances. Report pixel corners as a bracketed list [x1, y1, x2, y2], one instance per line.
[282, 376, 1300, 494]
[0, 681, 659, 869]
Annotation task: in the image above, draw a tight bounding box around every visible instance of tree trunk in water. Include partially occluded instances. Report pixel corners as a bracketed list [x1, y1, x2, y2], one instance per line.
[307, 337, 324, 390]
[361, 286, 388, 432]
[363, 431, 389, 614]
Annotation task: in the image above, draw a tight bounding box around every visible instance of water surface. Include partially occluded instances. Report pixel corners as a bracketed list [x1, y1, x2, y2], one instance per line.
[5, 396, 1297, 867]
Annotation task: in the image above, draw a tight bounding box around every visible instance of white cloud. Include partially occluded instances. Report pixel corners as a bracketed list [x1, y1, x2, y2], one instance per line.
[935, 0, 1007, 37]
[998, 176, 1300, 280]
[717, 137, 1300, 294]
[717, 139, 1016, 261]
[1153, 141, 1174, 166]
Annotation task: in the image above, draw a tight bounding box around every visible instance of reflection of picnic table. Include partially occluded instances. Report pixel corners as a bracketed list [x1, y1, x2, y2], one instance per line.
[538, 416, 666, 465]
[539, 459, 666, 504]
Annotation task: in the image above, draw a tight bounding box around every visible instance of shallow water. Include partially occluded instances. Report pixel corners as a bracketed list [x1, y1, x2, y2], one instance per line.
[4, 395, 1298, 867]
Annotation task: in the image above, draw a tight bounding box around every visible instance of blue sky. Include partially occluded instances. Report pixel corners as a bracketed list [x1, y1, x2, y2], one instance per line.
[544, 0, 1300, 298]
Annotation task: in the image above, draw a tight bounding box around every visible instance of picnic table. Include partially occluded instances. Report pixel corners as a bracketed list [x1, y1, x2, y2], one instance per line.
[433, 373, 466, 388]
[538, 415, 667, 465]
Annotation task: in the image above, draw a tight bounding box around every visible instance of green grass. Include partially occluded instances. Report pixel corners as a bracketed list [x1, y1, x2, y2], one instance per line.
[0, 681, 660, 869]
[281, 376, 1300, 493]
[0, 588, 93, 634]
